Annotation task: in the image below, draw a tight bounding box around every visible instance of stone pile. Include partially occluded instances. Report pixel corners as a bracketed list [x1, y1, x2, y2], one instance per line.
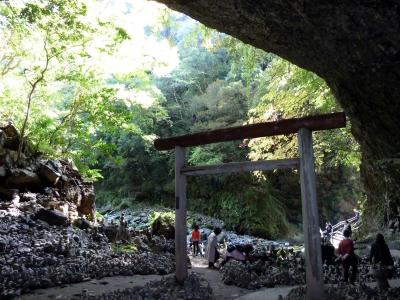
[0, 124, 177, 299]
[220, 258, 306, 290]
[189, 212, 225, 230]
[219, 254, 400, 290]
[0, 212, 175, 298]
[0, 122, 95, 223]
[77, 273, 213, 300]
[104, 208, 163, 231]
[284, 284, 400, 300]
[104, 209, 225, 234]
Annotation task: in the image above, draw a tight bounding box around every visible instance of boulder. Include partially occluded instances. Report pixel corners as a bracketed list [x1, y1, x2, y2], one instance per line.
[35, 208, 69, 226]
[0, 149, 14, 168]
[63, 182, 82, 204]
[150, 212, 175, 239]
[133, 236, 150, 251]
[39, 162, 61, 186]
[4, 136, 19, 151]
[73, 217, 91, 230]
[0, 125, 20, 151]
[0, 187, 19, 201]
[6, 168, 41, 190]
[0, 123, 19, 138]
[20, 192, 37, 202]
[78, 185, 95, 216]
[100, 224, 119, 242]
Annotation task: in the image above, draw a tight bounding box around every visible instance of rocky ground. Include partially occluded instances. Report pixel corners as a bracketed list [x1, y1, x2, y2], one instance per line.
[103, 209, 225, 236]
[0, 124, 176, 299]
[219, 255, 400, 290]
[76, 273, 212, 300]
[103, 206, 400, 292]
[284, 284, 400, 300]
[2, 123, 400, 299]
[220, 259, 305, 289]
[0, 211, 175, 299]
[0, 123, 96, 223]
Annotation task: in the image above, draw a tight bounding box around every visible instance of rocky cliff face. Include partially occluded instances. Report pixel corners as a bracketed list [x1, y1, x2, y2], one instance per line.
[0, 122, 95, 222]
[154, 0, 400, 222]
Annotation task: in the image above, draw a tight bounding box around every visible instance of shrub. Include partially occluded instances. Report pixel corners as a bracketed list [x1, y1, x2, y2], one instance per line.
[149, 211, 175, 239]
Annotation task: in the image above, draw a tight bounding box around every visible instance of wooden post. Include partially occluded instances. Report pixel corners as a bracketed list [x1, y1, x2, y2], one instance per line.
[298, 128, 325, 300]
[175, 146, 188, 283]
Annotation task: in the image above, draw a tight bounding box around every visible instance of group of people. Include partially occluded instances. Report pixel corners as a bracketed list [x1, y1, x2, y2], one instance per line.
[190, 225, 222, 268]
[323, 220, 395, 290]
[337, 229, 394, 289]
[192, 225, 253, 268]
[192, 221, 395, 290]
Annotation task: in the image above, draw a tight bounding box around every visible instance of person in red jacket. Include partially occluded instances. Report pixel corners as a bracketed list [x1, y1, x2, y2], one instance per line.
[191, 224, 201, 256]
[338, 229, 358, 283]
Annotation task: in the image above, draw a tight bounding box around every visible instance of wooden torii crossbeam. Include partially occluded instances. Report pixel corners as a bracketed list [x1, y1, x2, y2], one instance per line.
[154, 112, 346, 300]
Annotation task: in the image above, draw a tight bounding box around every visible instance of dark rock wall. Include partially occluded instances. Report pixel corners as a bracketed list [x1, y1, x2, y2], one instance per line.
[154, 0, 400, 222]
[0, 123, 96, 222]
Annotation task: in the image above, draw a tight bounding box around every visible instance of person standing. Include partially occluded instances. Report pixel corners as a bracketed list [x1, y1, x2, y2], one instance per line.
[338, 230, 358, 283]
[321, 237, 336, 265]
[191, 224, 201, 256]
[324, 222, 333, 238]
[369, 233, 394, 290]
[205, 227, 221, 268]
[344, 220, 352, 236]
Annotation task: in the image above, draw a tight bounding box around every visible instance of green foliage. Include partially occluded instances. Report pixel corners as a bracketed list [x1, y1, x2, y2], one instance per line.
[149, 211, 175, 226]
[112, 243, 137, 253]
[95, 211, 104, 222]
[188, 145, 224, 165]
[189, 177, 289, 238]
[0, 2, 363, 238]
[0, 0, 131, 178]
[189, 80, 248, 131]
[247, 57, 360, 168]
[149, 211, 175, 238]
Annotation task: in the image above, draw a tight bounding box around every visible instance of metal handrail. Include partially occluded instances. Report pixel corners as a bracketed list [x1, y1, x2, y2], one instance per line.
[322, 214, 362, 245]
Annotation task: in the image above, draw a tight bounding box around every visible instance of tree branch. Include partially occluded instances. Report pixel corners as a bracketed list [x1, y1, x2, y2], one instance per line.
[16, 39, 51, 163]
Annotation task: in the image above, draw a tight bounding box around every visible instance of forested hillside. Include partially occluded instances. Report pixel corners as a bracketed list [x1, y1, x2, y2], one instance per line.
[0, 0, 363, 238]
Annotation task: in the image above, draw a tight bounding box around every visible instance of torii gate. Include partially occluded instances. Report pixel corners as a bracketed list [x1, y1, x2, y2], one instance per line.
[154, 112, 346, 300]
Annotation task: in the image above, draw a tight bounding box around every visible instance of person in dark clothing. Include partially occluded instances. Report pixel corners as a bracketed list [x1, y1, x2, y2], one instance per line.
[321, 237, 336, 265]
[325, 222, 333, 235]
[369, 233, 394, 290]
[338, 229, 358, 283]
[344, 220, 352, 236]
